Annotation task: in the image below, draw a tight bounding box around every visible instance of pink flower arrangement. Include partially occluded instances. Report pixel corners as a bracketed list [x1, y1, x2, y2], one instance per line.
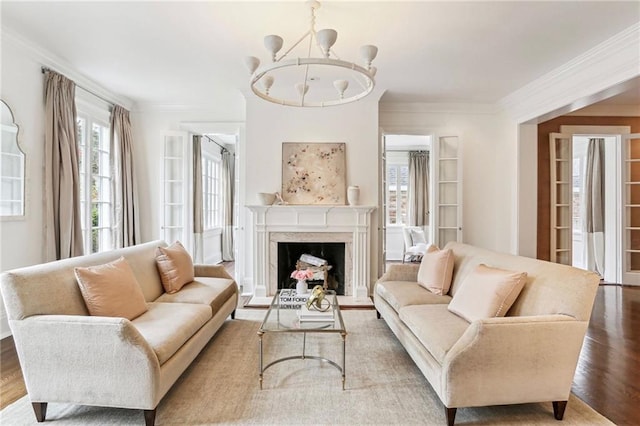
[291, 269, 314, 281]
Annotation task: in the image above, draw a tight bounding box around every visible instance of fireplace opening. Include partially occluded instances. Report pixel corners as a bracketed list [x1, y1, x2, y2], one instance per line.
[277, 242, 346, 295]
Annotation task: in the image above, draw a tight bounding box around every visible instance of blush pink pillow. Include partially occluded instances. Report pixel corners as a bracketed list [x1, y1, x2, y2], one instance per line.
[448, 264, 528, 322]
[416, 246, 455, 295]
[155, 241, 195, 294]
[74, 257, 148, 320]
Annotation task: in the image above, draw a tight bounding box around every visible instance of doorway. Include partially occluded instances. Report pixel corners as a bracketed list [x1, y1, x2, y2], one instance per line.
[570, 135, 620, 282]
[381, 134, 432, 264]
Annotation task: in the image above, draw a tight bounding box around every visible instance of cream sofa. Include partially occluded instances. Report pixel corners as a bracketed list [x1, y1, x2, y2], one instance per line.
[0, 240, 239, 426]
[374, 242, 600, 426]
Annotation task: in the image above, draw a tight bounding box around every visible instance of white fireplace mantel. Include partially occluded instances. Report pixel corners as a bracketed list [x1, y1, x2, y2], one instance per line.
[247, 205, 376, 300]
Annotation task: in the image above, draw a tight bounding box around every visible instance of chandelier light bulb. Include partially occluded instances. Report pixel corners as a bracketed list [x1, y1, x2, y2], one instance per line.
[262, 75, 274, 94]
[316, 29, 337, 58]
[244, 56, 260, 74]
[264, 35, 284, 61]
[359, 44, 378, 68]
[333, 79, 348, 99]
[295, 82, 309, 96]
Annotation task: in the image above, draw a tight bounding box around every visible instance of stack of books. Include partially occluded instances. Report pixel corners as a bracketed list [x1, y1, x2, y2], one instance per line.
[297, 305, 334, 322]
[279, 289, 308, 309]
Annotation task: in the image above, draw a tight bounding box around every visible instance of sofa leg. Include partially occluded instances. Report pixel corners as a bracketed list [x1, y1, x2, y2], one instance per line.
[445, 406, 457, 426]
[376, 310, 381, 319]
[31, 402, 47, 422]
[230, 309, 236, 319]
[553, 400, 567, 420]
[144, 409, 156, 426]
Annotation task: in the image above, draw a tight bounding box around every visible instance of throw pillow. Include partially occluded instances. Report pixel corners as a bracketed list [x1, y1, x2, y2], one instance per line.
[74, 256, 148, 320]
[447, 264, 528, 322]
[410, 228, 427, 246]
[155, 241, 195, 294]
[416, 247, 455, 295]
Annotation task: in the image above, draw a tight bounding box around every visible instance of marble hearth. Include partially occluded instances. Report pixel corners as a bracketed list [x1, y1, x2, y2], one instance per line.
[247, 205, 375, 302]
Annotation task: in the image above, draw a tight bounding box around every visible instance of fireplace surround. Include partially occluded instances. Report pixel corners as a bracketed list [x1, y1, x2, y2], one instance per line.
[247, 205, 375, 300]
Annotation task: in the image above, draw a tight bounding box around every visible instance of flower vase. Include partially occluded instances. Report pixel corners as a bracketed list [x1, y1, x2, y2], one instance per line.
[296, 280, 308, 295]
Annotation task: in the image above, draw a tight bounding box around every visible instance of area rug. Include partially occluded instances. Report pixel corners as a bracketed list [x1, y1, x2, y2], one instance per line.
[0, 310, 613, 425]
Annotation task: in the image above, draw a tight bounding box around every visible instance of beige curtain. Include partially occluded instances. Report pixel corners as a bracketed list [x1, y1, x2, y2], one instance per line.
[193, 135, 204, 263]
[408, 151, 429, 226]
[44, 71, 84, 260]
[583, 138, 605, 276]
[221, 149, 235, 261]
[110, 105, 140, 248]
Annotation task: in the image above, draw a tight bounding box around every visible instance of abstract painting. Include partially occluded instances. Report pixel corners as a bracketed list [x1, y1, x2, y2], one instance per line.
[282, 142, 346, 205]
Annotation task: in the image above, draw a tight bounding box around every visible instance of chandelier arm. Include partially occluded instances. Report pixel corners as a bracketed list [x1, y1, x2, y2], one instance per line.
[276, 30, 312, 62]
[329, 48, 341, 61]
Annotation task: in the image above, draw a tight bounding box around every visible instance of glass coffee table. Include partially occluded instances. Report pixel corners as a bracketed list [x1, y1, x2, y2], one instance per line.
[258, 289, 347, 390]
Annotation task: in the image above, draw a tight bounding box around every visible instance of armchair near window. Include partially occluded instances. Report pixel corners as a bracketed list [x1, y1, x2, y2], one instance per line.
[402, 226, 429, 263]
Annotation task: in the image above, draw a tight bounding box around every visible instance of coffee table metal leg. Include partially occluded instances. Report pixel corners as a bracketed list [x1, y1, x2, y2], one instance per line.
[258, 331, 264, 390]
[341, 331, 346, 390]
[302, 332, 306, 359]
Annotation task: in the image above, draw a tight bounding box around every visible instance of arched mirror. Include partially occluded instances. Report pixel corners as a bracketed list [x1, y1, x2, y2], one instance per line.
[0, 100, 25, 217]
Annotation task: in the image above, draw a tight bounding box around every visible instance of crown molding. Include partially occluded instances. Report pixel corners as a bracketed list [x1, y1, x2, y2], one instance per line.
[499, 22, 640, 124]
[2, 28, 135, 110]
[566, 104, 640, 117]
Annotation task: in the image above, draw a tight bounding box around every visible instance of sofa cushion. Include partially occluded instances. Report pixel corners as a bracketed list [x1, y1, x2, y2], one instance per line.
[131, 302, 212, 364]
[74, 257, 148, 320]
[376, 280, 451, 313]
[155, 277, 237, 315]
[417, 248, 455, 295]
[448, 264, 527, 322]
[399, 304, 470, 364]
[155, 241, 195, 294]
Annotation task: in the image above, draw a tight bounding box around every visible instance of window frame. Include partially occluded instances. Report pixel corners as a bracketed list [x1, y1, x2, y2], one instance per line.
[76, 95, 113, 255]
[202, 150, 222, 231]
[385, 153, 409, 226]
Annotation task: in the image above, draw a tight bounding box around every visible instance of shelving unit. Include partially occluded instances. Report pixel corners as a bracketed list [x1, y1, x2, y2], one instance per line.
[436, 136, 461, 246]
[549, 133, 572, 265]
[162, 133, 187, 243]
[623, 134, 640, 279]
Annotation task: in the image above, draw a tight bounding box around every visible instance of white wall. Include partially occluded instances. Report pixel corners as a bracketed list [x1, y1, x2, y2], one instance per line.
[243, 96, 380, 294]
[380, 104, 515, 253]
[0, 36, 48, 337]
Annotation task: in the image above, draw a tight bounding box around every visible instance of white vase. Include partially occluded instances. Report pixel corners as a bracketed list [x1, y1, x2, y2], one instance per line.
[347, 186, 360, 206]
[296, 280, 308, 295]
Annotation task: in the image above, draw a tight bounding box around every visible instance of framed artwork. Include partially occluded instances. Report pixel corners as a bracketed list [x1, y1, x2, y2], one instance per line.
[282, 142, 346, 205]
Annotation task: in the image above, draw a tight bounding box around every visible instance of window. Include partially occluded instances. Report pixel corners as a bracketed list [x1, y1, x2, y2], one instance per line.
[386, 163, 408, 225]
[202, 152, 221, 230]
[76, 113, 112, 254]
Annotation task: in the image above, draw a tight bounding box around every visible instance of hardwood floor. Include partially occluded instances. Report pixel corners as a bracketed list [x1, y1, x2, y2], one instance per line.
[1, 284, 639, 424]
[571, 284, 640, 425]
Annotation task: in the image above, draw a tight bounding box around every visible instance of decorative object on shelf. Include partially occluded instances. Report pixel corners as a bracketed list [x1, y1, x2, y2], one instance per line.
[258, 192, 276, 205]
[274, 192, 287, 205]
[282, 142, 346, 205]
[244, 0, 378, 107]
[347, 186, 360, 206]
[306, 285, 332, 312]
[291, 268, 314, 294]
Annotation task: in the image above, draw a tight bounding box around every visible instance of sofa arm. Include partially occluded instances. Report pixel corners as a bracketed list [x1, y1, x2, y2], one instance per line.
[194, 264, 234, 281]
[11, 315, 161, 409]
[377, 263, 420, 283]
[441, 315, 588, 408]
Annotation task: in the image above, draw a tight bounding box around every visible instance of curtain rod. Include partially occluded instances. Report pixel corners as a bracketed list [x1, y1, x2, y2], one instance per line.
[41, 66, 116, 108]
[202, 134, 229, 153]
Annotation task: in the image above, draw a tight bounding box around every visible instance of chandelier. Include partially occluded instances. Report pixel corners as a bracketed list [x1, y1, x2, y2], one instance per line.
[245, 0, 378, 107]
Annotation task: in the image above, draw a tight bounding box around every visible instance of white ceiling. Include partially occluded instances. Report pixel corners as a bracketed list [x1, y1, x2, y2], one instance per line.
[2, 1, 639, 111]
